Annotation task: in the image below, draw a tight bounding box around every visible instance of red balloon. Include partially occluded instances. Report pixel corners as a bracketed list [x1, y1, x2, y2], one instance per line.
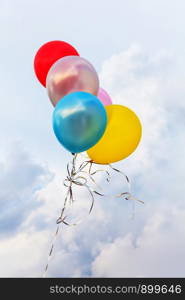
[34, 40, 79, 87]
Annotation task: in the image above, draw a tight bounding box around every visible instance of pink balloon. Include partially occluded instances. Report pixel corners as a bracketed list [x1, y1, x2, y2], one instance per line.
[97, 88, 112, 106]
[46, 56, 99, 106]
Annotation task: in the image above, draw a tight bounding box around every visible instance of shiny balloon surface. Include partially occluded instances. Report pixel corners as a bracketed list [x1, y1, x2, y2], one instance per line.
[34, 40, 79, 86]
[47, 56, 99, 106]
[53, 92, 107, 153]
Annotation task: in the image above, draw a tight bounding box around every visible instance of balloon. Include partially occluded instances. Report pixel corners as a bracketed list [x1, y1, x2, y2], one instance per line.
[87, 105, 142, 164]
[53, 92, 107, 153]
[46, 56, 99, 106]
[34, 40, 79, 87]
[97, 87, 112, 106]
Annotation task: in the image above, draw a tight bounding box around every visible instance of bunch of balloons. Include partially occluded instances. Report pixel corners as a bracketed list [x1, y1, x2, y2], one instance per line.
[34, 41, 143, 277]
[34, 40, 142, 164]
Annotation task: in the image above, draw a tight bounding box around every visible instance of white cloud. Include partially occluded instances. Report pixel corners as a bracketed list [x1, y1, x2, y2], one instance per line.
[99, 46, 169, 172]
[0, 143, 53, 236]
[87, 46, 185, 277]
[0, 0, 185, 278]
[0, 45, 185, 277]
[0, 230, 49, 277]
[92, 206, 185, 277]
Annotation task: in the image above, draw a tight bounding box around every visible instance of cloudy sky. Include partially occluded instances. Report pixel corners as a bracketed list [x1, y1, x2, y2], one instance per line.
[0, 0, 185, 277]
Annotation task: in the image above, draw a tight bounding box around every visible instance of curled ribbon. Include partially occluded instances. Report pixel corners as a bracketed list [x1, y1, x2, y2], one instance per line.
[43, 153, 143, 277]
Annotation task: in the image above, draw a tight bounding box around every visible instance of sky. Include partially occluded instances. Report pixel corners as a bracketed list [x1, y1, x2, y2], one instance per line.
[0, 0, 185, 277]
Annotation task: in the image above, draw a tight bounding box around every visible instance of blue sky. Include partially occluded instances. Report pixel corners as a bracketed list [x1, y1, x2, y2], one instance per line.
[0, 0, 185, 277]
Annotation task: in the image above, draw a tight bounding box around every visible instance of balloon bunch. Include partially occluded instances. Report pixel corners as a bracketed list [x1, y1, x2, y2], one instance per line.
[34, 40, 143, 276]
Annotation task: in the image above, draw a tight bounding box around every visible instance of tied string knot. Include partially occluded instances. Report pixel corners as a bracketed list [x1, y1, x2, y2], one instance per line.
[56, 155, 95, 226]
[56, 156, 143, 226]
[64, 175, 88, 187]
[43, 154, 143, 277]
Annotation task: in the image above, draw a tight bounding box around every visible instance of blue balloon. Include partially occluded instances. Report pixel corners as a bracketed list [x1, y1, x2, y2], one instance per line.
[53, 92, 107, 153]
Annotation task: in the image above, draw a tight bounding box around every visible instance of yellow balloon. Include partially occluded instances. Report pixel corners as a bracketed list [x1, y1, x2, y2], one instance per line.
[87, 105, 142, 164]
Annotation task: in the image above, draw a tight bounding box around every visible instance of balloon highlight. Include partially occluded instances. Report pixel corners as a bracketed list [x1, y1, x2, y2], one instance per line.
[34, 40, 79, 87]
[53, 92, 107, 153]
[46, 56, 99, 106]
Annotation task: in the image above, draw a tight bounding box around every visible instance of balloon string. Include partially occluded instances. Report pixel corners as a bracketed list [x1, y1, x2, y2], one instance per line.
[43, 154, 143, 277]
[43, 154, 95, 277]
